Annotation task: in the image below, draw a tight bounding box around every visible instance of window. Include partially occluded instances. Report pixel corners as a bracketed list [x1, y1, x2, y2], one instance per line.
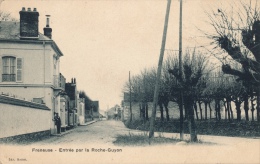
[16, 58, 22, 81]
[2, 56, 23, 82]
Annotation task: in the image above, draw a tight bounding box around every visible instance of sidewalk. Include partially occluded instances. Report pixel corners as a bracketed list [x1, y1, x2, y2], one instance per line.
[79, 119, 98, 126]
[51, 119, 99, 137]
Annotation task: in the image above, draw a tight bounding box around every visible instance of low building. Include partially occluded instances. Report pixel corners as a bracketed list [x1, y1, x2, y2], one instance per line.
[65, 78, 78, 127]
[78, 98, 85, 125]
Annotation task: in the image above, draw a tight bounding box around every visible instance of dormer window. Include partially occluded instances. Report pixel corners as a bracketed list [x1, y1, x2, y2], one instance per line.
[2, 56, 23, 82]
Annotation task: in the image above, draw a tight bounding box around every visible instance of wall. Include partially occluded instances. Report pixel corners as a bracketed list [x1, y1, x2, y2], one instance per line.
[122, 101, 179, 121]
[0, 42, 56, 84]
[0, 96, 51, 139]
[0, 87, 54, 110]
[78, 101, 85, 124]
[60, 98, 67, 127]
[0, 40, 63, 135]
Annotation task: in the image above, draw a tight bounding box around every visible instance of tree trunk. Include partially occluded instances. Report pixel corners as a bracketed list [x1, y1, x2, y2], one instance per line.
[159, 103, 164, 121]
[235, 101, 241, 121]
[251, 99, 255, 121]
[208, 102, 212, 119]
[215, 99, 221, 121]
[143, 104, 146, 121]
[227, 101, 231, 121]
[184, 95, 197, 142]
[257, 87, 260, 122]
[164, 103, 170, 121]
[198, 101, 203, 120]
[218, 103, 221, 121]
[194, 102, 199, 120]
[244, 96, 249, 121]
[145, 103, 149, 121]
[229, 101, 234, 120]
[224, 101, 227, 120]
[204, 101, 208, 120]
[184, 104, 188, 120]
[139, 103, 142, 118]
[225, 100, 231, 121]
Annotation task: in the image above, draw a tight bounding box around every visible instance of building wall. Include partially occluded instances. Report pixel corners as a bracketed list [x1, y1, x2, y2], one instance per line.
[0, 87, 54, 110]
[0, 42, 56, 84]
[0, 42, 62, 134]
[60, 97, 67, 127]
[78, 101, 85, 125]
[0, 102, 50, 139]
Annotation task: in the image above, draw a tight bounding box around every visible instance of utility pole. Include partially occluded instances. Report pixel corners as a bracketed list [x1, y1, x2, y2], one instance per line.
[149, 0, 172, 138]
[179, 0, 184, 141]
[129, 71, 132, 122]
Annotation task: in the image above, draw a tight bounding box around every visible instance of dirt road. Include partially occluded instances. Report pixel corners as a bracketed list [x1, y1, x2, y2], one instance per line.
[0, 120, 259, 164]
[34, 120, 130, 146]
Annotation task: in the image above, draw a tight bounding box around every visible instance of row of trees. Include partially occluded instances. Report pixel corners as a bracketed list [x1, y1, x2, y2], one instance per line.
[123, 48, 259, 122]
[122, 0, 260, 142]
[206, 0, 260, 121]
[79, 91, 96, 118]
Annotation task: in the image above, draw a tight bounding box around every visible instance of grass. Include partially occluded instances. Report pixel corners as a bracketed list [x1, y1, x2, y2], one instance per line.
[113, 131, 217, 146]
[113, 131, 181, 146]
[124, 119, 260, 138]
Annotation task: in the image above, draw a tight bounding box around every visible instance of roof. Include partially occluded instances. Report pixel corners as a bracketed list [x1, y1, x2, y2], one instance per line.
[65, 83, 76, 100]
[0, 21, 63, 56]
[0, 95, 50, 111]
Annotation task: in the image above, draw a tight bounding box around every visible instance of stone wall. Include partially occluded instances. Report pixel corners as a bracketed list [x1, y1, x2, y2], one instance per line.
[0, 95, 51, 139]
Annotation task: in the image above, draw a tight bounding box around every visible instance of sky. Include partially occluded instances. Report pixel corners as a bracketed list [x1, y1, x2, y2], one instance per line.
[0, 0, 235, 110]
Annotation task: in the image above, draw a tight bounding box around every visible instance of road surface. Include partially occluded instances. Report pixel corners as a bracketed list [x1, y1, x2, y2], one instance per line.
[0, 120, 259, 164]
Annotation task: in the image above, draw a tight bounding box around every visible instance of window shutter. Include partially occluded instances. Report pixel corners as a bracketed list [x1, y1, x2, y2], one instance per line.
[16, 58, 23, 82]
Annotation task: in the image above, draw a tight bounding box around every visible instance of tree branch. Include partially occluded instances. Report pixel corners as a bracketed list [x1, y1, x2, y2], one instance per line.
[218, 36, 260, 72]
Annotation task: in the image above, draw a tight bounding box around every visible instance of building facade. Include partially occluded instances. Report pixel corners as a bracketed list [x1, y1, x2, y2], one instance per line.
[0, 7, 64, 134]
[65, 78, 79, 127]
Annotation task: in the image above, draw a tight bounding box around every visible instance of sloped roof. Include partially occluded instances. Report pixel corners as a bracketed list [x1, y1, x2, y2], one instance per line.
[0, 21, 63, 56]
[0, 95, 50, 111]
[0, 21, 50, 40]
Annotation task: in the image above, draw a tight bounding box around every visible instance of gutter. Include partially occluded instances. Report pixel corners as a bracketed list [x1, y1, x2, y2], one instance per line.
[0, 39, 63, 57]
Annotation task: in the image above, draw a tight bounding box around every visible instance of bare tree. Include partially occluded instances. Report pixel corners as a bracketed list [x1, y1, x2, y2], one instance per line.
[0, 11, 16, 21]
[169, 48, 208, 142]
[206, 0, 260, 121]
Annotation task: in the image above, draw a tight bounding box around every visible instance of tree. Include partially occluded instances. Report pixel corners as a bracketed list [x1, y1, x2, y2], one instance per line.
[0, 11, 16, 21]
[79, 91, 93, 117]
[169, 49, 208, 142]
[206, 0, 260, 121]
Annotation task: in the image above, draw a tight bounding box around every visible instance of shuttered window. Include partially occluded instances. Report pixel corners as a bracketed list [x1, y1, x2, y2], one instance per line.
[2, 57, 23, 82]
[2, 57, 16, 82]
[16, 58, 23, 82]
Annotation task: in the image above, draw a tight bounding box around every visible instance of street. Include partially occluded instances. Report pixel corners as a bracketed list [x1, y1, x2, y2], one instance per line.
[0, 120, 260, 164]
[34, 120, 130, 146]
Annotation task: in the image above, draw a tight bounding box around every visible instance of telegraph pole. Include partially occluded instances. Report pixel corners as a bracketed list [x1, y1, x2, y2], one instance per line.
[149, 0, 172, 138]
[179, 0, 184, 141]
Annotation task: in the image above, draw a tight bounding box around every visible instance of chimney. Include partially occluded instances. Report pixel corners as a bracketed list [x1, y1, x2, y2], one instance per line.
[43, 15, 52, 39]
[19, 7, 39, 39]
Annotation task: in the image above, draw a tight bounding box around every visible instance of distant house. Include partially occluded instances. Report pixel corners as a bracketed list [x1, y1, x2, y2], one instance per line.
[78, 98, 85, 125]
[0, 7, 64, 135]
[92, 101, 100, 118]
[60, 91, 70, 132]
[65, 78, 79, 127]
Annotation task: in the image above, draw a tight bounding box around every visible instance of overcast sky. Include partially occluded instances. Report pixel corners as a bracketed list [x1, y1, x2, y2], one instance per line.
[1, 0, 235, 110]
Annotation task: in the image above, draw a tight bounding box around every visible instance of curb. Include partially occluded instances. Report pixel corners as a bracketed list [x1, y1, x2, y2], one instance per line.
[51, 120, 99, 137]
[79, 120, 98, 126]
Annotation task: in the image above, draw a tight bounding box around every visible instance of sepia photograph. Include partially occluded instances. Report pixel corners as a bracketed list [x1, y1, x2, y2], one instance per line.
[0, 0, 259, 163]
